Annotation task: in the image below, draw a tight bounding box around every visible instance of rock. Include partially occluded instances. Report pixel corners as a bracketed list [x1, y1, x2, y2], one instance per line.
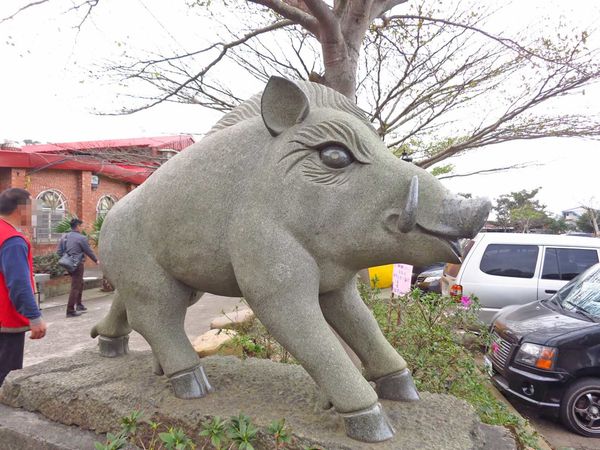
[192, 329, 238, 357]
[210, 308, 255, 330]
[0, 350, 517, 450]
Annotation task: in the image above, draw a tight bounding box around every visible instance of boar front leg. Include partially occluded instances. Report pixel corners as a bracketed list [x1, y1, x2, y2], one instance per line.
[232, 237, 394, 442]
[319, 280, 420, 402]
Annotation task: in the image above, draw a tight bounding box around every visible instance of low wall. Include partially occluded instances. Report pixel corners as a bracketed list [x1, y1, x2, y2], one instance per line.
[40, 276, 102, 299]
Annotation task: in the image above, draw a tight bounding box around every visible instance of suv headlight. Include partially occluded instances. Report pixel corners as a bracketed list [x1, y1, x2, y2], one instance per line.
[515, 343, 557, 370]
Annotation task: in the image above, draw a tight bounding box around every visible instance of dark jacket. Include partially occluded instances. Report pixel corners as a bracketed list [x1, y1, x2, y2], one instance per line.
[57, 231, 98, 266]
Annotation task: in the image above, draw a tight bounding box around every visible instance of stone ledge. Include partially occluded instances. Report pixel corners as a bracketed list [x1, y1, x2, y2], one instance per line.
[0, 404, 104, 450]
[0, 350, 516, 450]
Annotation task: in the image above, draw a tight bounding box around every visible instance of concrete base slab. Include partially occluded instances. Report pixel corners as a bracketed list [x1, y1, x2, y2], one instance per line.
[0, 350, 516, 450]
[0, 404, 104, 450]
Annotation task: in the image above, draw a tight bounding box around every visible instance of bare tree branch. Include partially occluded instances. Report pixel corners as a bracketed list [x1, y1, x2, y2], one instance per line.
[437, 162, 539, 180]
[107, 19, 296, 114]
[67, 0, 99, 30]
[248, 0, 319, 36]
[387, 14, 589, 67]
[1, 0, 50, 24]
[370, 0, 409, 21]
[303, 0, 339, 34]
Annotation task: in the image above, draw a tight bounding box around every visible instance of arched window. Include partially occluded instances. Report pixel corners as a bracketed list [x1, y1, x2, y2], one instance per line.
[35, 190, 67, 241]
[96, 195, 116, 219]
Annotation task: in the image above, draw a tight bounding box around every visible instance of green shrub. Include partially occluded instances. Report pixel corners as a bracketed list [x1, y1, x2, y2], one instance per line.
[231, 320, 295, 364]
[33, 253, 65, 278]
[95, 410, 294, 450]
[358, 283, 539, 450]
[234, 283, 539, 449]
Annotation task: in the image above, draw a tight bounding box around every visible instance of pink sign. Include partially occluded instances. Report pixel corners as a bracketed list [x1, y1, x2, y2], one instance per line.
[392, 263, 413, 295]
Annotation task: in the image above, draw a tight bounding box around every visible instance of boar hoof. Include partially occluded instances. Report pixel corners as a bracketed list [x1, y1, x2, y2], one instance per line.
[98, 335, 129, 358]
[170, 365, 214, 399]
[374, 369, 420, 401]
[339, 403, 395, 442]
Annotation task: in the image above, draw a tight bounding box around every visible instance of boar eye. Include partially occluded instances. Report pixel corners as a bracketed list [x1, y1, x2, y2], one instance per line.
[319, 145, 354, 169]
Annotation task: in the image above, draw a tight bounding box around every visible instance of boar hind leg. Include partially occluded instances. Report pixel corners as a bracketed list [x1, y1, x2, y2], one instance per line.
[320, 281, 420, 402]
[233, 240, 393, 442]
[123, 269, 212, 399]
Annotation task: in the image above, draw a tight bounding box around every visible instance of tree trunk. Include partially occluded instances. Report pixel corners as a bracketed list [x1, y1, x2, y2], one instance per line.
[317, 2, 373, 101]
[590, 210, 600, 237]
[323, 43, 358, 100]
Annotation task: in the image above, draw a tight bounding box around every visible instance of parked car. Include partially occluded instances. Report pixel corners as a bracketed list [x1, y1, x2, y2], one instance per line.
[441, 233, 600, 324]
[485, 262, 600, 437]
[414, 262, 445, 293]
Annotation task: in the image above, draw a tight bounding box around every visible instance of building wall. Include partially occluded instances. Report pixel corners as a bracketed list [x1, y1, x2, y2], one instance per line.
[3, 167, 135, 256]
[27, 169, 79, 213]
[90, 175, 130, 215]
[0, 168, 11, 192]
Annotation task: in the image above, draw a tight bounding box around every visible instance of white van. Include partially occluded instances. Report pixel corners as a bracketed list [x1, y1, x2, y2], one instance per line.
[440, 233, 600, 324]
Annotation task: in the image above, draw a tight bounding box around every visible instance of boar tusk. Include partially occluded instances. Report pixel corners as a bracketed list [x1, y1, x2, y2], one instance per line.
[397, 175, 419, 233]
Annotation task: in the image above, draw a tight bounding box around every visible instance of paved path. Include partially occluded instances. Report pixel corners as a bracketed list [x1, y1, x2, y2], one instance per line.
[25, 289, 244, 367]
[508, 400, 600, 450]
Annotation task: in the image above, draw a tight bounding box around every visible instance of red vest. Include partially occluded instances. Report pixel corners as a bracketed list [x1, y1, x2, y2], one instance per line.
[0, 219, 35, 332]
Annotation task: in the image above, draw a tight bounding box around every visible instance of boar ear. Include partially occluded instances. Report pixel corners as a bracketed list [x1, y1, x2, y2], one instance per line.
[261, 76, 310, 136]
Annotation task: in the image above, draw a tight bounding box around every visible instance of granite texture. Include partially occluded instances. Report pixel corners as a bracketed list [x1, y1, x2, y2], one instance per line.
[92, 76, 491, 440]
[0, 404, 104, 450]
[0, 351, 515, 450]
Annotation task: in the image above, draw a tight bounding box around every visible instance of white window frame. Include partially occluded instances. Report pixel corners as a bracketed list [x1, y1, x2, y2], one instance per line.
[35, 189, 67, 242]
[96, 195, 117, 219]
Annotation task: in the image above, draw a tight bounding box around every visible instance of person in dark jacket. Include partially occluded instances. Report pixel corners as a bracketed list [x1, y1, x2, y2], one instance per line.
[0, 188, 47, 386]
[57, 218, 99, 317]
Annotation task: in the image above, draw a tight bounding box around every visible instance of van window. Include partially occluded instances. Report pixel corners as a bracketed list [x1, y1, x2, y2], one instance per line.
[542, 248, 599, 281]
[480, 244, 539, 278]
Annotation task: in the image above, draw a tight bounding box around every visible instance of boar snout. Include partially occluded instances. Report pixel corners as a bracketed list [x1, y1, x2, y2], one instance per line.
[459, 196, 492, 238]
[418, 195, 492, 241]
[444, 196, 491, 239]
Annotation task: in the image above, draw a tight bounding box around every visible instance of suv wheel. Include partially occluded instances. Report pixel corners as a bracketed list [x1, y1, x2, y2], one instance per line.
[560, 377, 600, 437]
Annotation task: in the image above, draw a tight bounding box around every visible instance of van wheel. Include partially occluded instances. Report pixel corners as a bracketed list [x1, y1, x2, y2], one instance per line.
[560, 378, 600, 437]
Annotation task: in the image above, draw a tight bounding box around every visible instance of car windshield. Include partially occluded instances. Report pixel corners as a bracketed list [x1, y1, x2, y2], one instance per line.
[556, 263, 600, 320]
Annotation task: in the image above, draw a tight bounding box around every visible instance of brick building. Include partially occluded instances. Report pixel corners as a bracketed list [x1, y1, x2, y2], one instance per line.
[0, 135, 194, 256]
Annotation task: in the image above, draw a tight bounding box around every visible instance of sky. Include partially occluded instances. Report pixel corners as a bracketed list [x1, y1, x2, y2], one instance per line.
[0, 0, 599, 216]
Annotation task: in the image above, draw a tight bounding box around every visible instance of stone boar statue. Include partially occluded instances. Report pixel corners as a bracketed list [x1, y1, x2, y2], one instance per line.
[92, 77, 491, 442]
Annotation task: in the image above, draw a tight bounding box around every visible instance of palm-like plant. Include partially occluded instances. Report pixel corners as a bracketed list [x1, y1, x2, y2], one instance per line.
[54, 214, 77, 234]
[88, 214, 105, 247]
[53, 213, 105, 245]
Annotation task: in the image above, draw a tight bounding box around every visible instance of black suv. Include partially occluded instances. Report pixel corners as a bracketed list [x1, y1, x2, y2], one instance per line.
[486, 262, 600, 437]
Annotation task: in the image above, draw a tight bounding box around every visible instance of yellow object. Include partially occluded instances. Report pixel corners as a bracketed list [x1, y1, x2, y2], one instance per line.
[368, 264, 393, 288]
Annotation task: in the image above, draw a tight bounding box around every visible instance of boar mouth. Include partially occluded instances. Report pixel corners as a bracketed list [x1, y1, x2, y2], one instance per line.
[416, 224, 463, 261]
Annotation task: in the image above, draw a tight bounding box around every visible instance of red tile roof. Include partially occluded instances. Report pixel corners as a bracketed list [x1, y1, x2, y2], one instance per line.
[0, 135, 195, 184]
[20, 135, 194, 153]
[0, 151, 151, 184]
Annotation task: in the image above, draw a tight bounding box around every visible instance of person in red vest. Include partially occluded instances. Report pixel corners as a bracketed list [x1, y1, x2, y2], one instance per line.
[0, 188, 47, 386]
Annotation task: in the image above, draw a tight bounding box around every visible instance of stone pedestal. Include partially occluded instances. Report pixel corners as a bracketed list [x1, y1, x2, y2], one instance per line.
[0, 350, 515, 450]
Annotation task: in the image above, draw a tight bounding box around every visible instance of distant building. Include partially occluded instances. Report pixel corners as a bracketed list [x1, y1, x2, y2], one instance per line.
[481, 222, 515, 233]
[0, 135, 194, 255]
[562, 207, 586, 227]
